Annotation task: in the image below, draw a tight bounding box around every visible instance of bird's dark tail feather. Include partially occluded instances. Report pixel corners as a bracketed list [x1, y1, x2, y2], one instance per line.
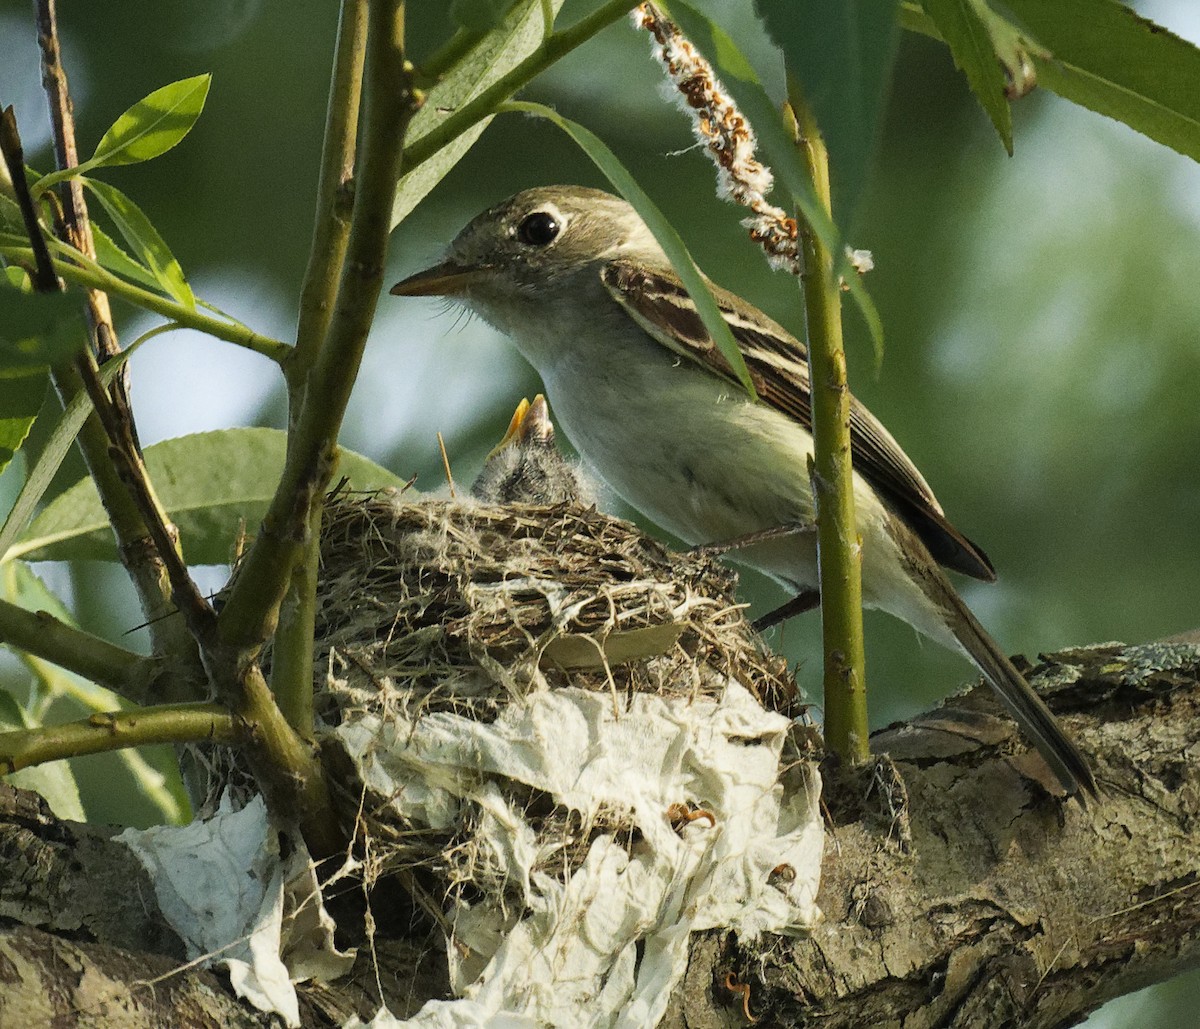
[941, 583, 1098, 800]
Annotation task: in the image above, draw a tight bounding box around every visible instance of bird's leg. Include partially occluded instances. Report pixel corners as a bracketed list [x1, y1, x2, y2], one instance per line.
[752, 590, 821, 632]
[688, 520, 816, 558]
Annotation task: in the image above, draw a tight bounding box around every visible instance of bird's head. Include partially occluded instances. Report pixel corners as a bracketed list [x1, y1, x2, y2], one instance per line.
[390, 186, 663, 316]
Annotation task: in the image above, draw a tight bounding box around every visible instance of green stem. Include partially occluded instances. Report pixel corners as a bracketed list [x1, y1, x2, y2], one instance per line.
[792, 96, 870, 766]
[0, 243, 292, 364]
[398, 0, 639, 180]
[272, 0, 369, 738]
[271, 506, 321, 737]
[0, 702, 236, 774]
[0, 596, 155, 699]
[293, 0, 368, 377]
[218, 0, 415, 657]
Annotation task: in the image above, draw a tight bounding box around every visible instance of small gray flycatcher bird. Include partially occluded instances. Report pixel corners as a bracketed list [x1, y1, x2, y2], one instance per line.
[392, 185, 1096, 798]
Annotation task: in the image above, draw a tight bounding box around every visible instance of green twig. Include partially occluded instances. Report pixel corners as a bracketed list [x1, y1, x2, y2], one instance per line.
[292, 0, 368, 378]
[398, 0, 640, 178]
[0, 702, 236, 774]
[0, 596, 155, 699]
[217, 0, 416, 657]
[272, 0, 369, 737]
[22, 245, 292, 364]
[791, 94, 870, 765]
[271, 513, 320, 736]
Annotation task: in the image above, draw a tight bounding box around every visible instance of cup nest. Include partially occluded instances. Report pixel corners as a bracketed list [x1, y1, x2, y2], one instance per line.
[310, 489, 803, 912]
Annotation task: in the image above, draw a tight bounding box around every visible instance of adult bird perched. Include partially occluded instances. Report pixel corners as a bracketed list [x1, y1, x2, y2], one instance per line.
[471, 393, 590, 505]
[392, 185, 1096, 798]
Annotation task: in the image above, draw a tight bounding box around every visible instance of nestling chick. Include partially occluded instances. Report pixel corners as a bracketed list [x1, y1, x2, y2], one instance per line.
[471, 395, 593, 506]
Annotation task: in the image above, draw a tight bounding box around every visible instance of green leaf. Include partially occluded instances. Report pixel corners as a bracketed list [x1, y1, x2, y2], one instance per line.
[0, 370, 47, 481]
[92, 223, 165, 293]
[89, 74, 211, 169]
[503, 101, 758, 397]
[661, 3, 883, 358]
[82, 177, 195, 309]
[12, 428, 410, 564]
[0, 273, 88, 369]
[392, 0, 565, 227]
[753, 0, 901, 236]
[1001, 0, 1200, 163]
[922, 0, 1013, 151]
[0, 337, 140, 563]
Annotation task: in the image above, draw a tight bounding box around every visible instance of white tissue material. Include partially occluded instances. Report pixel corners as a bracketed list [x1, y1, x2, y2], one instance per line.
[118, 794, 354, 1028]
[338, 679, 823, 1028]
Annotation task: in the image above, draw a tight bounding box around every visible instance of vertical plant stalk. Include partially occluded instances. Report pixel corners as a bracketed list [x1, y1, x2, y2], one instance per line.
[635, 4, 869, 763]
[30, 1, 342, 853]
[34, 0, 200, 678]
[273, 0, 368, 736]
[292, 0, 369, 380]
[0, 107, 58, 290]
[217, 0, 416, 668]
[793, 99, 870, 765]
[211, 0, 416, 859]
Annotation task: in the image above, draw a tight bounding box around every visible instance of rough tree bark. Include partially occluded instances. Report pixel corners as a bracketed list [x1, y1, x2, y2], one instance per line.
[0, 640, 1196, 1028]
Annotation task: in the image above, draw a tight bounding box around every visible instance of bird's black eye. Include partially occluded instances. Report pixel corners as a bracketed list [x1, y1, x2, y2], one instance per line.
[516, 211, 560, 247]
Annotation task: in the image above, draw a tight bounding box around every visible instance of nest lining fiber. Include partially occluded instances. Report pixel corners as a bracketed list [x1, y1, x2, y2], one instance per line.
[313, 491, 794, 724]
[312, 490, 800, 898]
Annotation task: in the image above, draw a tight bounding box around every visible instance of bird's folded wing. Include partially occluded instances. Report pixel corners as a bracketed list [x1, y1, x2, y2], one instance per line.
[601, 260, 996, 582]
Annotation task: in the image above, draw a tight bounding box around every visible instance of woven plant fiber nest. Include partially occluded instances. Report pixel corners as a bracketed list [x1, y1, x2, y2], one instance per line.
[314, 490, 795, 728]
[312, 490, 821, 1015]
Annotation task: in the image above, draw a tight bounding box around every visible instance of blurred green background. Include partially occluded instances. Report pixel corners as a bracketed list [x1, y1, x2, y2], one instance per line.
[1, 1, 1197, 1023]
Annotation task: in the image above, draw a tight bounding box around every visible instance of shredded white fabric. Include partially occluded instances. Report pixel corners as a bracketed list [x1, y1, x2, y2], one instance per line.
[115, 680, 820, 1028]
[339, 680, 823, 1027]
[117, 794, 354, 1028]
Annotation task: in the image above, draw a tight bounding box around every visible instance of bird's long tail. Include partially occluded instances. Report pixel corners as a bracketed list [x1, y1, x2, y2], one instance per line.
[949, 589, 1096, 798]
[926, 565, 1097, 799]
[881, 513, 1097, 798]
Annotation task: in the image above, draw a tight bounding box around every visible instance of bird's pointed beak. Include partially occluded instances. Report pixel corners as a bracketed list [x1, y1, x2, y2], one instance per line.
[485, 394, 554, 459]
[389, 260, 483, 297]
[487, 397, 532, 459]
[518, 394, 554, 446]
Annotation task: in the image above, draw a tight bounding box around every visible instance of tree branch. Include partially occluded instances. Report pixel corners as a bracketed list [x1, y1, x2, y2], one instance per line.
[0, 107, 58, 290]
[0, 702, 236, 773]
[33, 0, 200, 671]
[0, 596, 154, 700]
[272, 0, 369, 739]
[217, 0, 416, 656]
[1, 642, 1195, 1025]
[665, 641, 1200, 1028]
